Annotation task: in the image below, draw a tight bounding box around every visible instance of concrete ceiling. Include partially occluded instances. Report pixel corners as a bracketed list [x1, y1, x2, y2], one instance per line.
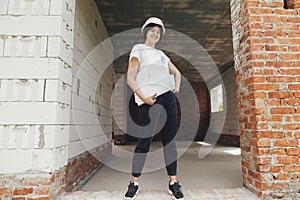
[96, 0, 234, 82]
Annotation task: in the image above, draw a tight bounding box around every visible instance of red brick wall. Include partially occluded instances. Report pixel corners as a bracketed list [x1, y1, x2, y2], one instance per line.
[190, 81, 210, 141]
[65, 143, 112, 192]
[231, 0, 300, 198]
[0, 168, 65, 200]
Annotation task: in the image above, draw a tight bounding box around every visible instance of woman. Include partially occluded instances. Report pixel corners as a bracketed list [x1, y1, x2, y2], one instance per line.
[125, 17, 184, 200]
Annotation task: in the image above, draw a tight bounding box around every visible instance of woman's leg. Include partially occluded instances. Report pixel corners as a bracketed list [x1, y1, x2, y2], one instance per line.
[131, 136, 153, 178]
[161, 92, 178, 177]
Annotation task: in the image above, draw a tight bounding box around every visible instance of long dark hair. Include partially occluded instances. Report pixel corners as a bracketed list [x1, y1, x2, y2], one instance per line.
[142, 23, 163, 42]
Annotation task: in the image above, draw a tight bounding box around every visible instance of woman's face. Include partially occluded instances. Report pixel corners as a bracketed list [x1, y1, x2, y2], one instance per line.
[146, 26, 161, 44]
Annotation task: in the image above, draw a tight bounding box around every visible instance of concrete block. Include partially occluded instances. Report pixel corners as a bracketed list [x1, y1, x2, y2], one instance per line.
[48, 36, 73, 66]
[31, 149, 55, 171]
[12, 79, 44, 101]
[0, 125, 9, 149]
[45, 80, 71, 104]
[0, 79, 44, 102]
[32, 125, 69, 149]
[0, 147, 68, 173]
[0, 36, 4, 56]
[4, 36, 47, 58]
[0, 16, 62, 36]
[7, 0, 49, 16]
[0, 102, 58, 124]
[0, 58, 72, 84]
[7, 125, 32, 149]
[56, 102, 70, 124]
[0, 0, 8, 14]
[69, 124, 106, 142]
[50, 0, 64, 15]
[0, 150, 32, 173]
[68, 135, 108, 159]
[71, 73, 98, 98]
[70, 108, 99, 125]
[71, 93, 95, 113]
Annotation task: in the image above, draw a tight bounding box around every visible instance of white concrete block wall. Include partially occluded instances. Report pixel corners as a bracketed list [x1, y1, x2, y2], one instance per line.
[0, 0, 75, 173]
[208, 67, 239, 136]
[222, 67, 239, 136]
[69, 0, 113, 159]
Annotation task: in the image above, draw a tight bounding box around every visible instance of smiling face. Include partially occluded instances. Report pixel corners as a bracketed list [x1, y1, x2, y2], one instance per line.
[145, 26, 161, 44]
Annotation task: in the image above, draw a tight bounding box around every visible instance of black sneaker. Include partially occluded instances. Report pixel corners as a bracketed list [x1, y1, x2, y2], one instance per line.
[168, 181, 184, 200]
[125, 181, 139, 200]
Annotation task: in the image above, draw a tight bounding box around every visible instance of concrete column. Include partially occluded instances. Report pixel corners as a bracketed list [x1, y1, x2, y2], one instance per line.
[231, 0, 300, 199]
[0, 0, 75, 199]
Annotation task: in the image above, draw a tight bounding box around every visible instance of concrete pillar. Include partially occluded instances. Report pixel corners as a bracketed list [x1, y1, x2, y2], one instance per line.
[231, 0, 300, 198]
[0, 0, 75, 199]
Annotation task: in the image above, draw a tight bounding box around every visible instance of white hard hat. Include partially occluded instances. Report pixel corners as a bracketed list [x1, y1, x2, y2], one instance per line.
[141, 17, 165, 35]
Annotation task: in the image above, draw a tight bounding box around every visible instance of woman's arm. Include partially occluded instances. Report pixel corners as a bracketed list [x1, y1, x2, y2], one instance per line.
[168, 61, 181, 93]
[127, 57, 157, 105]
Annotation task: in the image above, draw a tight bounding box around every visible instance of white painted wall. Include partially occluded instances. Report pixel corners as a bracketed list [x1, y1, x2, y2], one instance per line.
[0, 0, 76, 173]
[69, 0, 114, 158]
[208, 67, 239, 136]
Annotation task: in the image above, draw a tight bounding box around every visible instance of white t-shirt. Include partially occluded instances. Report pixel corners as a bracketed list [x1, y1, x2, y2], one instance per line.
[129, 44, 175, 106]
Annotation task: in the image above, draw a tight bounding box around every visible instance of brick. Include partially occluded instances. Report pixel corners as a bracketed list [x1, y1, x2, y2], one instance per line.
[0, 188, 12, 195]
[27, 197, 49, 200]
[268, 92, 293, 98]
[263, 16, 286, 23]
[294, 93, 300, 98]
[274, 139, 298, 147]
[245, 77, 264, 84]
[286, 148, 300, 155]
[289, 84, 300, 90]
[13, 187, 33, 195]
[254, 131, 284, 139]
[281, 99, 300, 106]
[266, 61, 290, 68]
[281, 68, 300, 75]
[249, 92, 266, 98]
[35, 187, 50, 195]
[265, 45, 289, 52]
[23, 177, 53, 186]
[282, 165, 300, 172]
[270, 108, 295, 114]
[276, 24, 299, 30]
[282, 124, 300, 130]
[249, 84, 279, 91]
[276, 156, 299, 164]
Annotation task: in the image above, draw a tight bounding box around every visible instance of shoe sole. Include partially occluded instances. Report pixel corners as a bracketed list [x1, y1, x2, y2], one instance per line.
[168, 190, 184, 200]
[124, 189, 139, 200]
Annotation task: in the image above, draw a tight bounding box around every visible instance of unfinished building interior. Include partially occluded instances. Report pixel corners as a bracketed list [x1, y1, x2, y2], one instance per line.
[0, 0, 300, 199]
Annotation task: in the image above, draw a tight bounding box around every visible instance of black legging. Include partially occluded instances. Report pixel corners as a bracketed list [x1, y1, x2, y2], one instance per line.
[131, 91, 178, 177]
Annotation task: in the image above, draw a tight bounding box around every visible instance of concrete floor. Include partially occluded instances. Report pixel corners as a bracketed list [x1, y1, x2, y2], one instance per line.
[79, 142, 243, 192]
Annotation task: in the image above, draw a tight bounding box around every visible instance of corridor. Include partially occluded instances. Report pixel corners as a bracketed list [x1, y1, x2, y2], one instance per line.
[62, 143, 259, 199]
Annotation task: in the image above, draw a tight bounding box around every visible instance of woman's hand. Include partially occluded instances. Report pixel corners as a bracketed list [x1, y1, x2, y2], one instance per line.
[143, 93, 157, 105]
[172, 86, 180, 93]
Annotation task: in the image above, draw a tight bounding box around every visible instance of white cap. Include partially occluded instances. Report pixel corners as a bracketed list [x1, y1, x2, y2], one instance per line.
[141, 17, 165, 35]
